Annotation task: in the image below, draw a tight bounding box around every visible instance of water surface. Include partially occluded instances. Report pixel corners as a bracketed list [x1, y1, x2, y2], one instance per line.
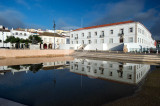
[0, 58, 155, 106]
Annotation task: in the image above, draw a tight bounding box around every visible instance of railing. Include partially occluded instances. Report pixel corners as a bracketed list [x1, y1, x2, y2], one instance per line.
[75, 37, 78, 40]
[87, 36, 91, 38]
[118, 33, 124, 37]
[99, 35, 104, 38]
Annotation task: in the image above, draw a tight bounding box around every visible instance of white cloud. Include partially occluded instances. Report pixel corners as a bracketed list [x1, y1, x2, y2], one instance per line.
[15, 0, 31, 9]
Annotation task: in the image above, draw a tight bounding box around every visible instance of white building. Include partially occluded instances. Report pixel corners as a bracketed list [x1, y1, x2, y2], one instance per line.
[63, 21, 156, 52]
[39, 32, 66, 49]
[0, 28, 11, 48]
[70, 59, 150, 84]
[0, 26, 34, 48]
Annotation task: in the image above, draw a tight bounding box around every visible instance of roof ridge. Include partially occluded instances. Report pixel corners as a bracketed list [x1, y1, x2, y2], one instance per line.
[73, 20, 135, 31]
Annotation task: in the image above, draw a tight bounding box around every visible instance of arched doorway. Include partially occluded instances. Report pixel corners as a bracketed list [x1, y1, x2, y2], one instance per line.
[43, 43, 47, 49]
[48, 43, 52, 49]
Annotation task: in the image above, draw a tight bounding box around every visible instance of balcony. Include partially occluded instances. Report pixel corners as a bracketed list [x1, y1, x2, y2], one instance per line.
[118, 33, 124, 37]
[75, 37, 78, 40]
[87, 36, 91, 39]
[99, 35, 104, 38]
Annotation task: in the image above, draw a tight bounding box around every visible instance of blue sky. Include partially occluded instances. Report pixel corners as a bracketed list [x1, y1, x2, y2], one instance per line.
[0, 0, 160, 39]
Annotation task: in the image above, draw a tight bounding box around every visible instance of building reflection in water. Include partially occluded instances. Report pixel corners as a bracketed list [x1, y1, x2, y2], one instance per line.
[0, 61, 70, 75]
[0, 58, 150, 85]
[70, 59, 150, 85]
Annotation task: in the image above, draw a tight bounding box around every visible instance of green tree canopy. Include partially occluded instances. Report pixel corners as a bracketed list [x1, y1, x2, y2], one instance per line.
[29, 35, 43, 44]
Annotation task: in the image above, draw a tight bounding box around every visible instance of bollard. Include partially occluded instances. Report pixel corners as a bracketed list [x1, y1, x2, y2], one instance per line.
[157, 50, 158, 54]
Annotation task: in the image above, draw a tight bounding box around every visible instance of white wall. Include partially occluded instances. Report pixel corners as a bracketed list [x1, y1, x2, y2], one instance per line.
[70, 22, 136, 44]
[59, 44, 81, 50]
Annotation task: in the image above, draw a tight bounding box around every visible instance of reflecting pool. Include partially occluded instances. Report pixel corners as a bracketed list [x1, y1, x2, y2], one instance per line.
[0, 58, 156, 106]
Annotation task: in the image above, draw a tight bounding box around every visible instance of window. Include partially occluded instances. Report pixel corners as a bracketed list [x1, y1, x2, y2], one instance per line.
[24, 33, 27, 36]
[15, 32, 18, 35]
[138, 38, 139, 43]
[94, 39, 97, 44]
[61, 39, 63, 43]
[49, 38, 52, 42]
[142, 30, 144, 34]
[129, 37, 133, 43]
[101, 39, 104, 44]
[88, 40, 91, 44]
[82, 33, 84, 37]
[88, 32, 91, 37]
[127, 74, 132, 79]
[109, 38, 113, 43]
[101, 69, 104, 74]
[101, 31, 104, 36]
[72, 41, 73, 44]
[76, 34, 78, 37]
[120, 29, 124, 34]
[128, 66, 132, 70]
[82, 40, 84, 44]
[20, 33, 22, 35]
[109, 64, 113, 68]
[109, 71, 112, 76]
[110, 30, 113, 34]
[94, 69, 97, 73]
[76, 41, 78, 44]
[129, 27, 133, 32]
[44, 38, 47, 42]
[82, 67, 84, 71]
[95, 32, 97, 36]
[71, 34, 73, 38]
[139, 29, 141, 33]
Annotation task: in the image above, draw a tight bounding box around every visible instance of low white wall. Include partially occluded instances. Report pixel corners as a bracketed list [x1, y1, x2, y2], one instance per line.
[59, 44, 81, 50]
[30, 44, 40, 50]
[108, 43, 124, 51]
[0, 42, 11, 48]
[84, 44, 104, 50]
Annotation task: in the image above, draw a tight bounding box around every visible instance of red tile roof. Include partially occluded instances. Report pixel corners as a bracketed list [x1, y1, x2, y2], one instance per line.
[73, 20, 135, 31]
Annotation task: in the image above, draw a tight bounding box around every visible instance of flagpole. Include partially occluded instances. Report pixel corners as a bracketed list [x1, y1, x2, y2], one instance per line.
[53, 20, 56, 49]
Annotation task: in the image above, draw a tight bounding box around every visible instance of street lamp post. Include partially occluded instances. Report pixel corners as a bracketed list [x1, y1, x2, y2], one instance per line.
[53, 20, 56, 49]
[2, 31, 4, 48]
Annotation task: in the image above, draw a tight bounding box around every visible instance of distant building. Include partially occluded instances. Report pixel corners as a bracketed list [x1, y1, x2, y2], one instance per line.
[0, 25, 34, 48]
[64, 21, 156, 52]
[0, 26, 11, 48]
[38, 32, 66, 49]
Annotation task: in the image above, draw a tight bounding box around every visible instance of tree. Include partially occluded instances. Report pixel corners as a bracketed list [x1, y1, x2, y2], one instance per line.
[29, 35, 42, 44]
[4, 36, 16, 44]
[29, 63, 43, 73]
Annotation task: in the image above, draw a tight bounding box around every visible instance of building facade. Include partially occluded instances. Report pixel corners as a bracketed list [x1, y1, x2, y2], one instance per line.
[0, 26, 33, 48]
[68, 21, 156, 52]
[39, 32, 66, 49]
